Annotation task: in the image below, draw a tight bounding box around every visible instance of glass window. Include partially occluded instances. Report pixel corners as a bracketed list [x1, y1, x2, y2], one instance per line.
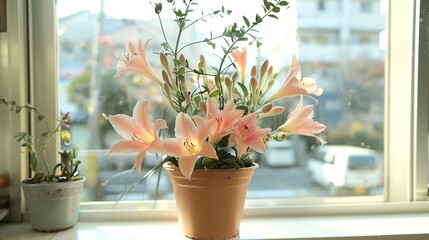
[56, 0, 386, 202]
[361, 1, 372, 12]
[318, 0, 326, 11]
[348, 156, 377, 170]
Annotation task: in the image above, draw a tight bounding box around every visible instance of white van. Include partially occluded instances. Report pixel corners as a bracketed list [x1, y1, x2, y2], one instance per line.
[306, 145, 383, 195]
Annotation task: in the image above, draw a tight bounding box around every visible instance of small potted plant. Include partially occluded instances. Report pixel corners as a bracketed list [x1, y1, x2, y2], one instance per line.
[0, 96, 85, 232]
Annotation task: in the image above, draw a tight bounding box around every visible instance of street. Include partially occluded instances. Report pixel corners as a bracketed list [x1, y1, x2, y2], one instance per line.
[95, 165, 337, 201]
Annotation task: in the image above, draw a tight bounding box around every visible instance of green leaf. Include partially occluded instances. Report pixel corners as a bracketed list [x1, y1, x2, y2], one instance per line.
[255, 14, 262, 23]
[236, 105, 249, 115]
[41, 132, 49, 137]
[210, 89, 220, 97]
[218, 135, 230, 149]
[221, 46, 228, 54]
[243, 16, 250, 27]
[204, 38, 216, 49]
[175, 10, 184, 17]
[224, 30, 233, 37]
[226, 160, 240, 170]
[263, 0, 271, 10]
[279, 1, 289, 6]
[202, 157, 219, 169]
[154, 3, 162, 14]
[237, 82, 249, 97]
[193, 95, 201, 106]
[237, 37, 248, 42]
[233, 31, 242, 38]
[173, 59, 181, 66]
[272, 6, 281, 13]
[30, 151, 38, 171]
[268, 14, 278, 19]
[161, 42, 170, 50]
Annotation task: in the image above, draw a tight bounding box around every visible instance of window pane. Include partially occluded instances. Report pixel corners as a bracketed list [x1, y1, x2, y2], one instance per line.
[57, 0, 385, 201]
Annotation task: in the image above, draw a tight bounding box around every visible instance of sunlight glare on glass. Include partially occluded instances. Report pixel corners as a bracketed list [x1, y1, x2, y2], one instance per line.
[57, 0, 298, 67]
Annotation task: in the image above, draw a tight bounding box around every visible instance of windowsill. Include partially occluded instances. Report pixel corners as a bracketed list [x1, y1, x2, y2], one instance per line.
[1, 213, 429, 239]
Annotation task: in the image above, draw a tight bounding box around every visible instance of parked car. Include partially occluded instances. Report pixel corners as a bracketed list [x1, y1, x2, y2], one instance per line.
[264, 140, 297, 167]
[306, 145, 383, 195]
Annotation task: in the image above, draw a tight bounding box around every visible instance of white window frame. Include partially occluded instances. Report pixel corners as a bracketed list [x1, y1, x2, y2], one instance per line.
[1, 0, 428, 222]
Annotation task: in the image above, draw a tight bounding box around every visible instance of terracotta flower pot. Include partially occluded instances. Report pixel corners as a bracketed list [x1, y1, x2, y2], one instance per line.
[21, 177, 85, 232]
[164, 162, 258, 240]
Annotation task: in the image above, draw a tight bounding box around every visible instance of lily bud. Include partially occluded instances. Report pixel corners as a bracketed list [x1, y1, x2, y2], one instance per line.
[273, 73, 279, 81]
[234, 87, 243, 98]
[162, 69, 174, 89]
[198, 55, 206, 69]
[181, 83, 192, 107]
[163, 83, 175, 110]
[259, 59, 269, 81]
[199, 101, 207, 114]
[258, 106, 285, 119]
[232, 71, 238, 84]
[267, 66, 274, 79]
[225, 76, 233, 100]
[251, 65, 257, 77]
[179, 54, 186, 63]
[261, 104, 273, 113]
[250, 76, 258, 104]
[160, 53, 169, 71]
[181, 81, 188, 92]
[250, 76, 258, 91]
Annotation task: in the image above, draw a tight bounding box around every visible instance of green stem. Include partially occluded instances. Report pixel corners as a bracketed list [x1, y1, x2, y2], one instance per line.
[177, 34, 224, 54]
[215, 1, 282, 107]
[156, 12, 174, 54]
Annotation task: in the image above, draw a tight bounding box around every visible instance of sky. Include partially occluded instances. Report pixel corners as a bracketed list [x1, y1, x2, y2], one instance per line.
[56, 0, 299, 66]
[57, 0, 270, 20]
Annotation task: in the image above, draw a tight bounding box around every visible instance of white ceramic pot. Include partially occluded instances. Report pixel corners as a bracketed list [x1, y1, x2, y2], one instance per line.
[21, 177, 85, 232]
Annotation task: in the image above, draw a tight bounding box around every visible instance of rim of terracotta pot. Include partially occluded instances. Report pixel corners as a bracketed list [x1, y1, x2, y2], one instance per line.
[163, 162, 259, 178]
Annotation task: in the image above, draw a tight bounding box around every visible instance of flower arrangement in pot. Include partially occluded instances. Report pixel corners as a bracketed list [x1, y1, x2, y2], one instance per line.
[105, 0, 326, 239]
[0, 96, 84, 232]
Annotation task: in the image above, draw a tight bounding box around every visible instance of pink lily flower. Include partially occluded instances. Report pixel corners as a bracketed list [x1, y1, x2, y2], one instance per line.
[194, 98, 244, 143]
[107, 100, 167, 173]
[231, 47, 247, 83]
[277, 96, 326, 144]
[265, 55, 322, 103]
[115, 39, 163, 86]
[258, 106, 285, 119]
[229, 113, 271, 157]
[162, 113, 218, 180]
[298, 77, 323, 97]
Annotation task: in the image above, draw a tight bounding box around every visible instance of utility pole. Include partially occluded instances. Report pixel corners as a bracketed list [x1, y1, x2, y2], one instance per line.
[88, 0, 105, 149]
